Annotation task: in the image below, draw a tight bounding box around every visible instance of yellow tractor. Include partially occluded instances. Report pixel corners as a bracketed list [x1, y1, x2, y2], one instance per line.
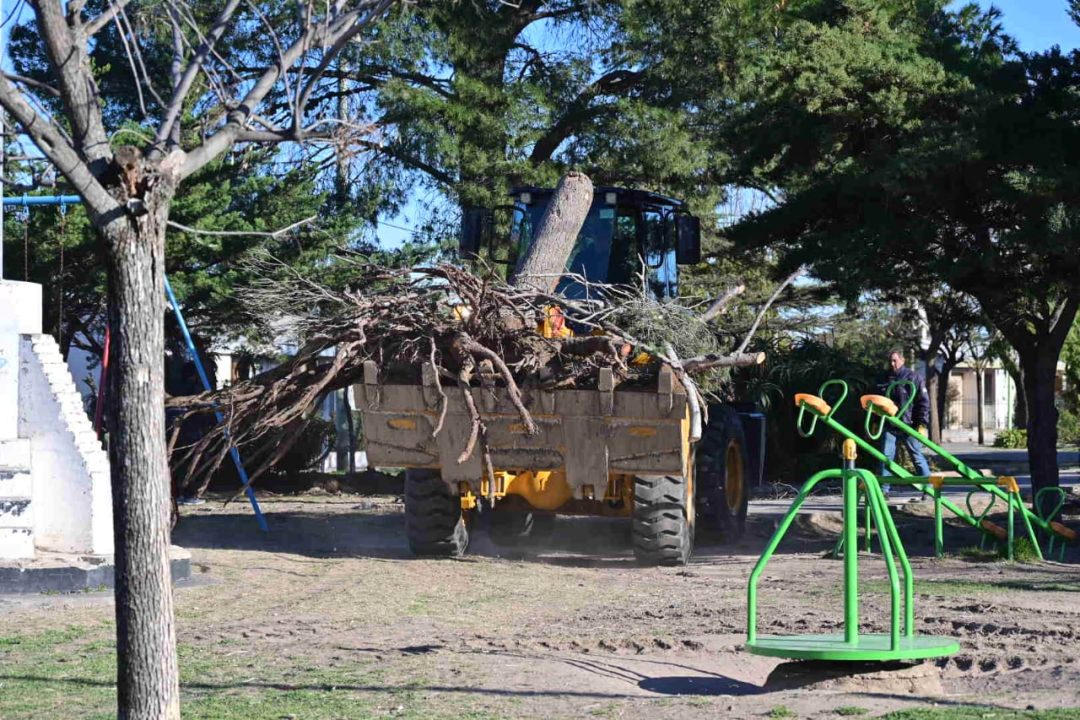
[353, 186, 764, 565]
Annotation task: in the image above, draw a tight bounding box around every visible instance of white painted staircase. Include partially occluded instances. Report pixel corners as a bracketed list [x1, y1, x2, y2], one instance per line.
[6, 333, 114, 557]
[0, 439, 33, 559]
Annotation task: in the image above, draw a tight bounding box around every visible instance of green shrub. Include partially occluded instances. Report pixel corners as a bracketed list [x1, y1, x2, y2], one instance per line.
[993, 428, 1027, 449]
[1010, 537, 1041, 563]
[1058, 407, 1080, 447]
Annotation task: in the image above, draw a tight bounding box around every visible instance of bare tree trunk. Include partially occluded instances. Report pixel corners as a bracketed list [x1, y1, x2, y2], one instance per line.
[926, 365, 941, 443]
[1021, 349, 1061, 502]
[511, 171, 593, 293]
[938, 362, 958, 433]
[975, 368, 985, 446]
[103, 194, 180, 720]
[345, 391, 357, 478]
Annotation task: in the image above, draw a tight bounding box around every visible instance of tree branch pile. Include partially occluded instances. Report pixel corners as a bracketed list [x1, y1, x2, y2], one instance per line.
[167, 255, 767, 497]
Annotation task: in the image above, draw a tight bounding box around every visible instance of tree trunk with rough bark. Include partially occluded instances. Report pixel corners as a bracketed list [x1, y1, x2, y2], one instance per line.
[102, 180, 181, 720]
[925, 361, 941, 443]
[975, 368, 985, 446]
[1021, 349, 1061, 503]
[938, 362, 958, 433]
[511, 172, 593, 293]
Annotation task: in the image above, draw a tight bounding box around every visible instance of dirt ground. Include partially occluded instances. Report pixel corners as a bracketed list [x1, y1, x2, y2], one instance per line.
[2, 491, 1080, 719]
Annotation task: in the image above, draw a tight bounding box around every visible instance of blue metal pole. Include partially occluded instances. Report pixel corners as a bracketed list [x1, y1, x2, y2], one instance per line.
[2, 195, 82, 207]
[164, 275, 269, 532]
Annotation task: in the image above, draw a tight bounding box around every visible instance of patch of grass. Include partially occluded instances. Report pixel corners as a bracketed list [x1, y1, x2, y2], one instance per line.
[996, 580, 1080, 593]
[957, 546, 999, 562]
[1011, 537, 1041, 563]
[406, 594, 434, 616]
[881, 707, 1080, 719]
[0, 624, 504, 720]
[836, 706, 869, 716]
[769, 706, 796, 718]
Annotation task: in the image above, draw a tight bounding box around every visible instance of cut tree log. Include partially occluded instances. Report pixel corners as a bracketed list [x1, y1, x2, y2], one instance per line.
[682, 351, 766, 373]
[510, 171, 594, 293]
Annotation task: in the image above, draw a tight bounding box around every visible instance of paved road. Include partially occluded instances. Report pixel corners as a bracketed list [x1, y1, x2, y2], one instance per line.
[939, 442, 1078, 492]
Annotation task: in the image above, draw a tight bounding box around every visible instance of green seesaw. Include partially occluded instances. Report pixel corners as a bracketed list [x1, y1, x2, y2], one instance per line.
[792, 379, 1074, 560]
[746, 438, 960, 661]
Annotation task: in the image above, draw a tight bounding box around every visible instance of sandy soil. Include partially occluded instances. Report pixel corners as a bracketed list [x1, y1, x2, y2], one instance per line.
[2, 492, 1080, 719]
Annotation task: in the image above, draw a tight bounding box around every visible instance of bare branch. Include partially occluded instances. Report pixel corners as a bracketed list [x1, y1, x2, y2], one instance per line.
[700, 284, 745, 322]
[166, 215, 318, 239]
[32, 0, 112, 165]
[82, 0, 135, 37]
[734, 266, 806, 354]
[0, 74, 118, 217]
[682, 351, 766, 373]
[3, 73, 60, 98]
[153, 0, 244, 149]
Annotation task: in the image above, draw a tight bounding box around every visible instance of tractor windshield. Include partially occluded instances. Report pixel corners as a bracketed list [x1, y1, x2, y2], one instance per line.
[512, 196, 678, 300]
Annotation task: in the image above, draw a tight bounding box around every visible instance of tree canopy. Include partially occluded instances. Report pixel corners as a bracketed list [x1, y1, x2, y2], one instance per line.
[706, 0, 1080, 491]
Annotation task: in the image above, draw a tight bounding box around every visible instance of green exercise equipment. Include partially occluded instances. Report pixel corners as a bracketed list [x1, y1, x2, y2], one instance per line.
[794, 379, 1057, 559]
[1035, 487, 1077, 561]
[746, 439, 960, 662]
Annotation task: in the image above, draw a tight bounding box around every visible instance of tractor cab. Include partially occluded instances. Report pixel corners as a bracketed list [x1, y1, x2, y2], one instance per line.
[460, 186, 701, 300]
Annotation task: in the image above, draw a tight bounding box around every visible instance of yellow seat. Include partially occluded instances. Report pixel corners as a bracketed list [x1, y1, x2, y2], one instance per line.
[997, 476, 1020, 494]
[980, 519, 1008, 541]
[794, 393, 831, 416]
[1050, 521, 1078, 542]
[860, 394, 898, 417]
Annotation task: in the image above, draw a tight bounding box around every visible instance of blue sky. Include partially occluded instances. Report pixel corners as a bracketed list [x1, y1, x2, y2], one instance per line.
[973, 0, 1080, 51]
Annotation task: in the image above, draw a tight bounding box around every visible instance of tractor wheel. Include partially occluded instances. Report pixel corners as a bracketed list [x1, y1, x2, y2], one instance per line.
[488, 511, 557, 546]
[632, 472, 695, 566]
[696, 406, 750, 542]
[404, 469, 469, 557]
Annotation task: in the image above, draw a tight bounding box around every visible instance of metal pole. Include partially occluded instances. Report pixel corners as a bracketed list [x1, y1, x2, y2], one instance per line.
[861, 471, 904, 649]
[1, 197, 85, 278]
[842, 458, 859, 645]
[2, 195, 83, 207]
[747, 468, 841, 644]
[934, 485, 943, 558]
[164, 275, 268, 532]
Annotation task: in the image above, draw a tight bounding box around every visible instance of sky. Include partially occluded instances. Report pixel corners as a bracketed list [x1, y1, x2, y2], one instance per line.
[972, 0, 1080, 51]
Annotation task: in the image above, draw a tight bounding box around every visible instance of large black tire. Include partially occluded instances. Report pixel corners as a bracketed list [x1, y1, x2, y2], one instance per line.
[404, 469, 469, 557]
[632, 472, 695, 566]
[487, 511, 556, 546]
[696, 405, 750, 541]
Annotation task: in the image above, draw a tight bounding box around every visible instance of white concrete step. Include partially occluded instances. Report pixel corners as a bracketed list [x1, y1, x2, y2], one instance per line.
[0, 470, 31, 498]
[0, 439, 31, 470]
[0, 527, 34, 559]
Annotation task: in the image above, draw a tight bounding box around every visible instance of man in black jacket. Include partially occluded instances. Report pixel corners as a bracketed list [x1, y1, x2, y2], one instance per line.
[879, 349, 931, 493]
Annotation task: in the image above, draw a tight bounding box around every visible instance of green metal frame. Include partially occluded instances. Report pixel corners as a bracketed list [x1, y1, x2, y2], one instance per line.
[1035, 487, 1072, 561]
[800, 380, 1052, 559]
[746, 463, 959, 661]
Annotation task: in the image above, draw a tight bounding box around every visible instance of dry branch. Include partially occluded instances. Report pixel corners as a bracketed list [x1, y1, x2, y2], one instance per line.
[168, 256, 782, 496]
